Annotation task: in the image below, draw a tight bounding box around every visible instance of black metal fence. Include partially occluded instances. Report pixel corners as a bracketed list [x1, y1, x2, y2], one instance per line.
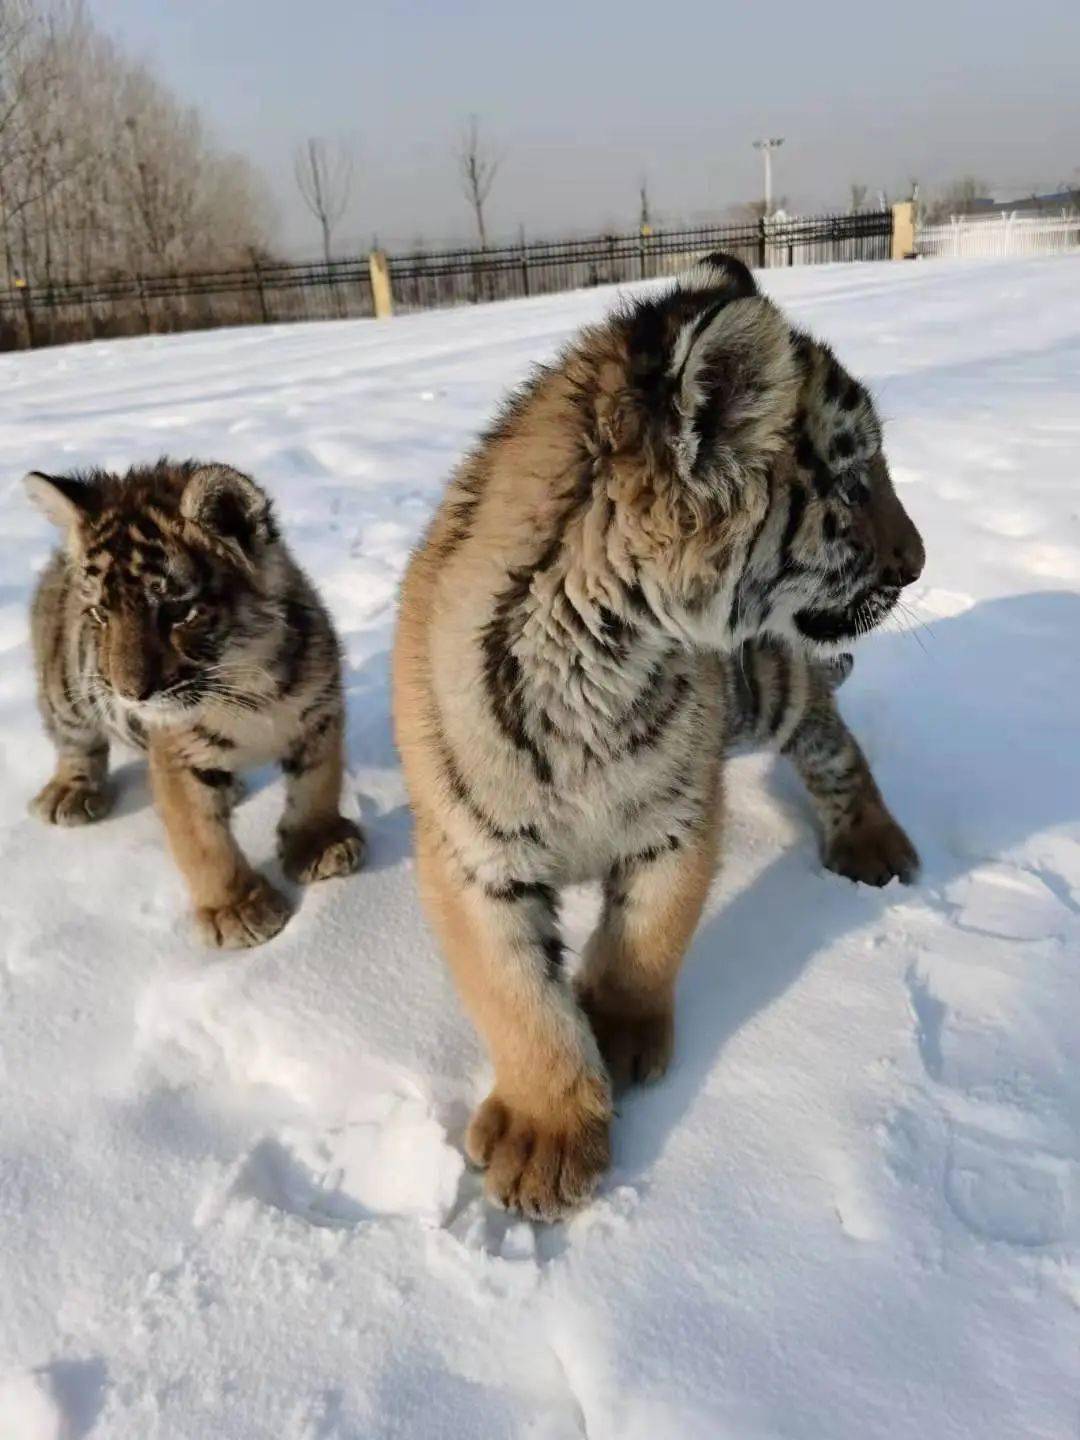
[389, 211, 893, 311]
[0, 210, 893, 351]
[0, 256, 375, 350]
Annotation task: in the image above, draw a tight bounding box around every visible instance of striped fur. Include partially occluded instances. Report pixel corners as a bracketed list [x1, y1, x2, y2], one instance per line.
[27, 458, 363, 949]
[393, 253, 924, 1220]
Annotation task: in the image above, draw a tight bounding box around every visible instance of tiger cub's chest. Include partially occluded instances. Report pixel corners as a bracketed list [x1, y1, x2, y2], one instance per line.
[97, 689, 299, 769]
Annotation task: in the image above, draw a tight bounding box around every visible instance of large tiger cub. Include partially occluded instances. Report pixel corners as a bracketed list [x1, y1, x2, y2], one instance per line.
[27, 459, 363, 948]
[394, 253, 924, 1220]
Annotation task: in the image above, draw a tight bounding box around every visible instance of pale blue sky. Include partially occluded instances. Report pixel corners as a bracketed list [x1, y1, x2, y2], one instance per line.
[93, 0, 1080, 255]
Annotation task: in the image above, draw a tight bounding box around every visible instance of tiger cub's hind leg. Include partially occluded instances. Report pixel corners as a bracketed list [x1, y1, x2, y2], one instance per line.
[577, 814, 720, 1090]
[781, 668, 918, 887]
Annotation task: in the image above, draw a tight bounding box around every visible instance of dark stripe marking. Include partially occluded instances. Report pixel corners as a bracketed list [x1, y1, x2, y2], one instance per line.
[191, 766, 233, 788]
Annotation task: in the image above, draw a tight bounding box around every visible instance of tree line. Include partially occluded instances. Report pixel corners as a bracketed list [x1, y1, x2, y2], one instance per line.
[0, 0, 270, 291]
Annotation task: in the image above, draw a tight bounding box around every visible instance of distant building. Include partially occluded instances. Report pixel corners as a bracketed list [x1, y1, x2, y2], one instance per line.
[969, 189, 1079, 216]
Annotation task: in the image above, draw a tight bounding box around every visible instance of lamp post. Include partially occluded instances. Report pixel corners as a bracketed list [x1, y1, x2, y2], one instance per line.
[752, 138, 785, 217]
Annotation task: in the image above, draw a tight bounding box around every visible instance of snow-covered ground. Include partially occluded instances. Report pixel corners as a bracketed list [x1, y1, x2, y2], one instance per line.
[1, 256, 1078, 1439]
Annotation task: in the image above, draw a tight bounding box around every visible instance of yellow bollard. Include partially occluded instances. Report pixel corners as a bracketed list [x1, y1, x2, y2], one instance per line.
[369, 250, 393, 318]
[891, 202, 916, 261]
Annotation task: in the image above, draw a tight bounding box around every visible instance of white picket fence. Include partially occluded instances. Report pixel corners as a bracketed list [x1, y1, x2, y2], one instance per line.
[916, 212, 1080, 260]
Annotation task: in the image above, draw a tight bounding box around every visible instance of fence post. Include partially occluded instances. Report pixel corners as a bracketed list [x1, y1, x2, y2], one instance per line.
[369, 249, 393, 318]
[757, 218, 767, 269]
[638, 223, 654, 280]
[891, 201, 915, 260]
[136, 274, 150, 332]
[252, 257, 270, 323]
[15, 278, 35, 348]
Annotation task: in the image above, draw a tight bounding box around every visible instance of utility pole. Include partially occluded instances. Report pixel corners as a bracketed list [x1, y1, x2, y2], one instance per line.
[752, 137, 784, 217]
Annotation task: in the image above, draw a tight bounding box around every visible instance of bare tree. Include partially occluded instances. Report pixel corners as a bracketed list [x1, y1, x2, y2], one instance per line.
[457, 114, 498, 248]
[0, 0, 272, 299]
[638, 174, 652, 232]
[925, 175, 990, 223]
[293, 137, 352, 263]
[849, 182, 867, 212]
[0, 0, 44, 282]
[0, 0, 34, 153]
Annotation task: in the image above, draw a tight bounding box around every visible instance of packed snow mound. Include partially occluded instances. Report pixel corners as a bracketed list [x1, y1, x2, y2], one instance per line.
[1, 256, 1078, 1438]
[0, 1373, 64, 1440]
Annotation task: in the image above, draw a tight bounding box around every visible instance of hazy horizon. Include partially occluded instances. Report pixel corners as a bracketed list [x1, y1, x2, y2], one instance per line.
[92, 0, 1080, 256]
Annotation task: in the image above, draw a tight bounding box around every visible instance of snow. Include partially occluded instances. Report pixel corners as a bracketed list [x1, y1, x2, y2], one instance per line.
[1, 255, 1079, 1438]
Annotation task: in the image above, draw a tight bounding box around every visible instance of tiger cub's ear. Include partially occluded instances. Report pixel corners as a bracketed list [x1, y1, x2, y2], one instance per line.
[677, 250, 759, 301]
[665, 294, 799, 510]
[180, 464, 276, 561]
[24, 471, 97, 530]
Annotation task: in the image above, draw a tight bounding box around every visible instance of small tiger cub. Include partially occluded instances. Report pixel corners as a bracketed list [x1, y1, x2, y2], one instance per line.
[26, 458, 363, 948]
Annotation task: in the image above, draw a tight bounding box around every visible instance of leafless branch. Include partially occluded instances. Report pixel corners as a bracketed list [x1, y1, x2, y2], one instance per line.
[638, 174, 652, 231]
[293, 137, 353, 263]
[456, 114, 499, 248]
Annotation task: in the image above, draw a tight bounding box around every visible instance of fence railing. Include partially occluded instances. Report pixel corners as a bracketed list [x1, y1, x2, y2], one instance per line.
[386, 211, 893, 311]
[0, 209, 894, 350]
[916, 212, 1080, 260]
[0, 256, 375, 350]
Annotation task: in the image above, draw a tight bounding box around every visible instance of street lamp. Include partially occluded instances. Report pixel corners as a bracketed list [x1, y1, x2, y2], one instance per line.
[752, 138, 785, 217]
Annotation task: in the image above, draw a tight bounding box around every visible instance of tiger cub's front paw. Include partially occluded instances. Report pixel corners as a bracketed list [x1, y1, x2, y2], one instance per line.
[466, 1076, 612, 1222]
[278, 816, 365, 884]
[578, 988, 675, 1090]
[825, 806, 919, 887]
[194, 877, 291, 949]
[31, 777, 112, 827]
